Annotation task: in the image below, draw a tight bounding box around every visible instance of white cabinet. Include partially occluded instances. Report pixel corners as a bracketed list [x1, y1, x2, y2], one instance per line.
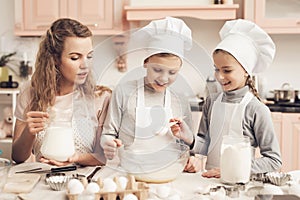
[14, 0, 126, 36]
[244, 0, 300, 34]
[0, 89, 19, 161]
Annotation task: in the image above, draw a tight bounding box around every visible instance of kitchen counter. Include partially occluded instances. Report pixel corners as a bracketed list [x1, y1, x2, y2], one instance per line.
[191, 100, 300, 113]
[3, 162, 300, 200]
[266, 101, 300, 113]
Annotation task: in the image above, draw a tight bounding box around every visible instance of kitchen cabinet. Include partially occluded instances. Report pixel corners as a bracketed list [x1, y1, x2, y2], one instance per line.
[270, 112, 300, 172]
[125, 4, 239, 24]
[281, 113, 300, 172]
[244, 0, 300, 34]
[14, 0, 126, 36]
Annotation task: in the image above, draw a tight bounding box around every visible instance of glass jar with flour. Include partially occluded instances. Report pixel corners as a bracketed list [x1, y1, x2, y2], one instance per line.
[40, 121, 75, 162]
[220, 135, 252, 184]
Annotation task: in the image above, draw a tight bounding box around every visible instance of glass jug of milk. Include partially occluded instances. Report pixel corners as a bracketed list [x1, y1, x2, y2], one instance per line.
[220, 135, 252, 184]
[40, 121, 75, 162]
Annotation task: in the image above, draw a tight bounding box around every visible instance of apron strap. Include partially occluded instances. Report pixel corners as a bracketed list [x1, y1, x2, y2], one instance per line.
[137, 77, 171, 108]
[137, 78, 145, 107]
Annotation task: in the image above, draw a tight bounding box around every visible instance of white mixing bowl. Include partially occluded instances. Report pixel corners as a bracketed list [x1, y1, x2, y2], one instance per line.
[118, 142, 189, 183]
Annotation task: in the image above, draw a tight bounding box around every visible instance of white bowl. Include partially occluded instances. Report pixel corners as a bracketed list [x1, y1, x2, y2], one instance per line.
[118, 143, 189, 183]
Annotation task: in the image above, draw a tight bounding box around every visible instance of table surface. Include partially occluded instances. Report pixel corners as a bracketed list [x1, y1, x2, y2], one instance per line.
[2, 162, 300, 200]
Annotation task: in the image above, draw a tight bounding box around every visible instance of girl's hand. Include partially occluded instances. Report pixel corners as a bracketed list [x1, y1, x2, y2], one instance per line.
[26, 111, 49, 135]
[169, 118, 181, 137]
[202, 168, 220, 178]
[184, 154, 205, 173]
[170, 118, 194, 145]
[100, 135, 122, 160]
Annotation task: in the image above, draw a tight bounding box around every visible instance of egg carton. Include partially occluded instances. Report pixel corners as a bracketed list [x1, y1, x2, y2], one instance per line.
[67, 175, 149, 200]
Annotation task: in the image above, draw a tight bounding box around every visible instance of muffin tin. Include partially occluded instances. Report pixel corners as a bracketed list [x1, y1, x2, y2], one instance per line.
[46, 173, 69, 191]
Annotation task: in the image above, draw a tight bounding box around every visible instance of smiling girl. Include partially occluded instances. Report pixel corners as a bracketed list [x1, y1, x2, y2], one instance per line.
[12, 18, 111, 166]
[100, 17, 201, 172]
[193, 19, 282, 178]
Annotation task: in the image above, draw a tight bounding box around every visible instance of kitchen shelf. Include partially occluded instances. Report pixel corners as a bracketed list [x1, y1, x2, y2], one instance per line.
[0, 88, 20, 133]
[124, 4, 240, 21]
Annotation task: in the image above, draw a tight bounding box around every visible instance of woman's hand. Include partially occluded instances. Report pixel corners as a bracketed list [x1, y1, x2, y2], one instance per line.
[26, 111, 49, 135]
[40, 152, 80, 166]
[202, 168, 220, 178]
[40, 157, 72, 166]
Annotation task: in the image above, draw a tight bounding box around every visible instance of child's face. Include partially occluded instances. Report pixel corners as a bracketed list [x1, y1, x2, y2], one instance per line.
[144, 55, 181, 93]
[213, 51, 248, 92]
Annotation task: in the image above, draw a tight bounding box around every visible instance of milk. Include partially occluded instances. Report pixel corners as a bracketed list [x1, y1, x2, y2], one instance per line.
[220, 135, 251, 184]
[41, 126, 75, 162]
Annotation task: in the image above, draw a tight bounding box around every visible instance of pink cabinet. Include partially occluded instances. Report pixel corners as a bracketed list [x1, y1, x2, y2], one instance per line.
[270, 112, 300, 172]
[281, 113, 300, 172]
[244, 0, 300, 33]
[15, 0, 125, 36]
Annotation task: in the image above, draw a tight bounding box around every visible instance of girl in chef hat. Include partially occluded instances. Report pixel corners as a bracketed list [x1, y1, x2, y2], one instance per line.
[100, 17, 202, 173]
[191, 19, 282, 177]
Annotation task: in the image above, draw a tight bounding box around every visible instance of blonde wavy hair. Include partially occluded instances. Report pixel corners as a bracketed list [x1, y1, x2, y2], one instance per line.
[28, 18, 97, 112]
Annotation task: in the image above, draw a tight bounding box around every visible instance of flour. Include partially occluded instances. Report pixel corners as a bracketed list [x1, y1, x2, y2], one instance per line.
[220, 142, 251, 184]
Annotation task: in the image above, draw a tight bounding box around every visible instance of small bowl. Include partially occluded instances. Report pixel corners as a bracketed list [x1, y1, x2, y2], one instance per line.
[46, 173, 69, 191]
[266, 172, 291, 186]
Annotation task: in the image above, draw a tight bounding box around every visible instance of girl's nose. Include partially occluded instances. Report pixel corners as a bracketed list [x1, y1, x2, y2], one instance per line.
[160, 73, 169, 83]
[216, 73, 224, 80]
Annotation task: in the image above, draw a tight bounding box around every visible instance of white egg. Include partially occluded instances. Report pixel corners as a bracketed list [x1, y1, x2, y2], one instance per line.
[67, 179, 84, 195]
[85, 182, 100, 194]
[102, 178, 117, 192]
[123, 193, 138, 200]
[156, 185, 171, 199]
[118, 176, 128, 190]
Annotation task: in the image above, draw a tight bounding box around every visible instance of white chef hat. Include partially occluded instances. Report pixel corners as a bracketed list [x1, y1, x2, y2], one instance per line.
[130, 17, 192, 62]
[214, 19, 275, 75]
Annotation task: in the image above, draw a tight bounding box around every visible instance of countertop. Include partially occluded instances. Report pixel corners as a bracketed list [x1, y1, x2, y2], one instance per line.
[190, 100, 300, 113]
[2, 162, 300, 200]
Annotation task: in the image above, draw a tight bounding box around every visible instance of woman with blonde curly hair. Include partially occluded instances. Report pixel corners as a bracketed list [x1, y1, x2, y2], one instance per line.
[12, 18, 111, 166]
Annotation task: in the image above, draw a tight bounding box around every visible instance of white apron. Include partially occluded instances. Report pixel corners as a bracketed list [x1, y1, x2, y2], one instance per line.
[127, 78, 175, 153]
[206, 91, 253, 169]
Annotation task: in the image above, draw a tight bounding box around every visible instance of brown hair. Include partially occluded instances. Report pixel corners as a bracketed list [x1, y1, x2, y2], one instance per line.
[246, 76, 261, 101]
[144, 53, 182, 65]
[213, 49, 262, 101]
[28, 18, 93, 112]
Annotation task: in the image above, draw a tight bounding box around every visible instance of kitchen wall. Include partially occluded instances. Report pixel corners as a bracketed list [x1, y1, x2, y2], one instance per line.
[1, 0, 300, 99]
